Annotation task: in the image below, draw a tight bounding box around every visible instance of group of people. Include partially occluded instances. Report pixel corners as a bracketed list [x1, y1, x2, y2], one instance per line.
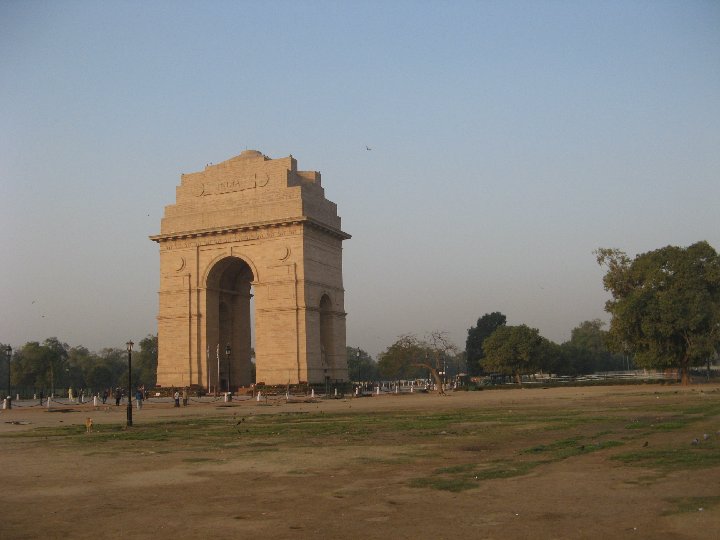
[172, 387, 189, 407]
[50, 385, 192, 409]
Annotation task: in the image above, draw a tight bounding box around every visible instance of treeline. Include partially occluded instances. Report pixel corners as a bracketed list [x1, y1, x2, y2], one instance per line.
[349, 241, 720, 385]
[1, 336, 157, 396]
[346, 318, 627, 383]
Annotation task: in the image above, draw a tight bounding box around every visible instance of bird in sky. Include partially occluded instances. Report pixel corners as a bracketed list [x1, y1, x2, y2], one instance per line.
[365, 146, 372, 151]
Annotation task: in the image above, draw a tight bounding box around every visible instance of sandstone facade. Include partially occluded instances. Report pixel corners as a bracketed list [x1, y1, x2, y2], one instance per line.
[150, 150, 350, 389]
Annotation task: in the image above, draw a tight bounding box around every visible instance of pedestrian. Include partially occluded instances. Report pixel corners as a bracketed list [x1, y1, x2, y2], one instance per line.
[182, 387, 188, 407]
[174, 390, 180, 407]
[135, 388, 143, 410]
[68, 387, 74, 403]
[102, 389, 108, 405]
[115, 388, 122, 406]
[39, 390, 44, 405]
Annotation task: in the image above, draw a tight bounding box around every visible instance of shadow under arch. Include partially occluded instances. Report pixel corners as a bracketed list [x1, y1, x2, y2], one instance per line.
[204, 255, 256, 392]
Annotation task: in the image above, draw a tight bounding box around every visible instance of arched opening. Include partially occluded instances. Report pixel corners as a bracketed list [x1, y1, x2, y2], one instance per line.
[205, 257, 255, 392]
[319, 294, 334, 388]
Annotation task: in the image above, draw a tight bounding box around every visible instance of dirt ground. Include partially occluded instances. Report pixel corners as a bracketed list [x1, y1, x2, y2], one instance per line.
[1, 384, 719, 540]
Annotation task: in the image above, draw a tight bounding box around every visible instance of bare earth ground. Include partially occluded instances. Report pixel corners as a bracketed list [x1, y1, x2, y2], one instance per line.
[1, 385, 719, 540]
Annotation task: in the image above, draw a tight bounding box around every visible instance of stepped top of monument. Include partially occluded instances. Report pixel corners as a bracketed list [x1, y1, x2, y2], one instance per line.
[237, 149, 265, 159]
[151, 150, 350, 242]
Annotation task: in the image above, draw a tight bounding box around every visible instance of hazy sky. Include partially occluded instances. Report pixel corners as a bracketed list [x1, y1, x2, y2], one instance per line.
[2, 1, 719, 357]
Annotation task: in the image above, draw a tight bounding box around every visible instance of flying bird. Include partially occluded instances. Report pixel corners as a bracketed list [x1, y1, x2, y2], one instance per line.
[365, 146, 372, 151]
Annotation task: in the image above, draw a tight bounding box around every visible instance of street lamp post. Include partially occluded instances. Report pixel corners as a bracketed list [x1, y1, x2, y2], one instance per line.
[126, 341, 134, 427]
[225, 344, 231, 393]
[6, 346, 12, 409]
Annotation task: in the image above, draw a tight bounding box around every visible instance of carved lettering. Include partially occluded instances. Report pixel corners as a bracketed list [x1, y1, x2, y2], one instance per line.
[197, 173, 270, 197]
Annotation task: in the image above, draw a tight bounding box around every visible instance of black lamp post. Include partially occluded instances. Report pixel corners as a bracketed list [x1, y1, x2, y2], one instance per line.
[225, 344, 231, 393]
[6, 345, 11, 408]
[126, 341, 134, 427]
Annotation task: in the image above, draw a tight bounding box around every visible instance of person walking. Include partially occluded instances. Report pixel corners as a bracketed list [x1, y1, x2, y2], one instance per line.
[173, 390, 180, 408]
[101, 389, 108, 404]
[135, 388, 143, 410]
[115, 388, 122, 407]
[182, 387, 188, 407]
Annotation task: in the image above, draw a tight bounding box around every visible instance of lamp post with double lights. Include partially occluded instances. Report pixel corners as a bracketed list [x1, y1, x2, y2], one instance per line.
[225, 344, 231, 393]
[126, 341, 134, 427]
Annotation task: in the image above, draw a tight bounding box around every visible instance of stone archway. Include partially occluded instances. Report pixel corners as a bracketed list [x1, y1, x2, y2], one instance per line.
[151, 150, 350, 389]
[205, 256, 254, 392]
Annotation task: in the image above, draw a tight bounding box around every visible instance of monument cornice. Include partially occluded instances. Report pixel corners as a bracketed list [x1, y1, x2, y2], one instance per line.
[150, 216, 350, 244]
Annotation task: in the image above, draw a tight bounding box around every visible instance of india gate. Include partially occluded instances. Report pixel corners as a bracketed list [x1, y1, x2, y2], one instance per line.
[150, 150, 350, 390]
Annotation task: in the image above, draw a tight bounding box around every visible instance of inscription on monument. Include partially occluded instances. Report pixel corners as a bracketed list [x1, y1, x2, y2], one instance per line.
[197, 173, 270, 196]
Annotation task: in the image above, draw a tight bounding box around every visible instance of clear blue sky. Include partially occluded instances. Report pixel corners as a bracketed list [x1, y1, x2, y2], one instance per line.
[2, 1, 719, 357]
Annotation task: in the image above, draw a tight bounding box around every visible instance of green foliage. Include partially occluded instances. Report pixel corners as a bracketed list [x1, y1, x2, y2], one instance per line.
[376, 332, 460, 383]
[346, 346, 378, 381]
[12, 338, 69, 390]
[134, 335, 158, 388]
[597, 241, 720, 384]
[557, 320, 628, 375]
[465, 312, 506, 376]
[481, 325, 545, 383]
[8, 338, 147, 395]
[377, 334, 427, 379]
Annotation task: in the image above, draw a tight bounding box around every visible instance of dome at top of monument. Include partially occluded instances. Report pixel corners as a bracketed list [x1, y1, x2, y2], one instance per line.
[239, 149, 264, 158]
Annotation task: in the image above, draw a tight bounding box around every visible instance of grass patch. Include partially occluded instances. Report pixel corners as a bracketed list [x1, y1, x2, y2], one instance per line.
[612, 446, 720, 471]
[662, 495, 720, 515]
[409, 476, 479, 493]
[522, 438, 624, 459]
[411, 459, 544, 492]
[473, 460, 542, 480]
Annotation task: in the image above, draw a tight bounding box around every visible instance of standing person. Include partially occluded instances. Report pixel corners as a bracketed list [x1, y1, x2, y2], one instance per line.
[135, 388, 143, 410]
[182, 387, 188, 407]
[173, 390, 180, 407]
[115, 388, 122, 407]
[101, 389, 108, 405]
[68, 387, 74, 403]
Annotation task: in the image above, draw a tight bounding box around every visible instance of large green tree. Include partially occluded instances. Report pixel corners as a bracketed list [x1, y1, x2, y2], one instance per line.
[596, 241, 720, 385]
[481, 325, 545, 385]
[377, 334, 427, 380]
[12, 338, 69, 392]
[134, 335, 158, 388]
[346, 347, 378, 381]
[466, 312, 506, 376]
[559, 320, 627, 375]
[377, 332, 459, 393]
